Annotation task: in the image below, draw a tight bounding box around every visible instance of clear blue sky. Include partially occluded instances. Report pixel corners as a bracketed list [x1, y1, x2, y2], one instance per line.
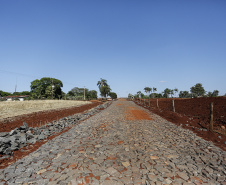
[1, 0, 226, 97]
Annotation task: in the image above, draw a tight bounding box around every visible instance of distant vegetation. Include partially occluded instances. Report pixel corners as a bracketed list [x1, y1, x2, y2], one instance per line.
[129, 83, 220, 99]
[67, 87, 97, 100]
[0, 77, 117, 100]
[97, 78, 117, 100]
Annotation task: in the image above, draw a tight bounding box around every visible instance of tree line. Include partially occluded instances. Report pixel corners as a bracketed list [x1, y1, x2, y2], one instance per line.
[0, 77, 117, 100]
[129, 83, 221, 99]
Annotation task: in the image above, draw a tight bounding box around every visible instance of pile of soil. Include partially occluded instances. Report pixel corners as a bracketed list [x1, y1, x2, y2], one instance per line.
[134, 97, 226, 151]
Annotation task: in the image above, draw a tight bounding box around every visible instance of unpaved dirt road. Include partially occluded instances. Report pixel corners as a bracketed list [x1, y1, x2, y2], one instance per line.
[1, 99, 225, 184]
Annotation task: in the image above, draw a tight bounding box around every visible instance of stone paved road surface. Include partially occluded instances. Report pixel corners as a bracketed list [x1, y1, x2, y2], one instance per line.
[1, 99, 225, 185]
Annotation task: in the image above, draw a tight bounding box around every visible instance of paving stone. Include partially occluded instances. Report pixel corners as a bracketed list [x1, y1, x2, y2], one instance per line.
[121, 176, 133, 184]
[105, 167, 118, 175]
[0, 100, 225, 185]
[177, 172, 189, 181]
[121, 161, 130, 168]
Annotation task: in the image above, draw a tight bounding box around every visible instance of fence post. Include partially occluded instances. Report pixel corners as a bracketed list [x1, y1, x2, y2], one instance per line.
[144, 98, 145, 105]
[157, 99, 159, 108]
[172, 99, 175, 112]
[149, 98, 150, 107]
[210, 102, 214, 131]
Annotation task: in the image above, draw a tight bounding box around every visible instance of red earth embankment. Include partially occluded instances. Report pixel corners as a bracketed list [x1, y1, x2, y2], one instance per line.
[141, 97, 226, 129]
[0, 101, 103, 132]
[134, 97, 226, 150]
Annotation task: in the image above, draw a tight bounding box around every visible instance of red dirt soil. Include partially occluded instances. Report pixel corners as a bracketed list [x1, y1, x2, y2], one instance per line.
[0, 101, 102, 132]
[125, 109, 152, 120]
[134, 97, 226, 151]
[0, 101, 103, 169]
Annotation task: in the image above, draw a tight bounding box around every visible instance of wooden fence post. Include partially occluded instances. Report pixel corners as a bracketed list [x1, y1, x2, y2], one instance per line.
[149, 98, 150, 107]
[144, 98, 145, 105]
[172, 99, 175, 112]
[157, 99, 159, 108]
[210, 102, 214, 131]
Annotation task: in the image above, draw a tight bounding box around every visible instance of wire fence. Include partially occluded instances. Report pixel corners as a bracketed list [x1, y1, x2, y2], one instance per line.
[133, 97, 226, 135]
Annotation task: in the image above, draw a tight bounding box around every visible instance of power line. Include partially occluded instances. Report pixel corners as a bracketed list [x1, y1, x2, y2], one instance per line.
[0, 69, 39, 79]
[0, 69, 85, 89]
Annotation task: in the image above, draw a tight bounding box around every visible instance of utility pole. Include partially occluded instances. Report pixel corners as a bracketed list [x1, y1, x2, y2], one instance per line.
[51, 79, 54, 99]
[84, 86, 86, 100]
[15, 78, 17, 95]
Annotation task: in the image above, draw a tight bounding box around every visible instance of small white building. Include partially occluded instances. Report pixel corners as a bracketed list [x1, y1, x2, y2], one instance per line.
[3, 95, 29, 101]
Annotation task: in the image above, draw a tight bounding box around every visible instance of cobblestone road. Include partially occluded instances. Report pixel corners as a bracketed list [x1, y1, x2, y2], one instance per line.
[0, 100, 225, 185]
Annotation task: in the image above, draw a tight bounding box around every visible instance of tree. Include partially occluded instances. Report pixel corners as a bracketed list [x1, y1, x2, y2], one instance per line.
[144, 87, 151, 106]
[128, 93, 133, 99]
[207, 90, 219, 97]
[30, 77, 63, 99]
[154, 93, 163, 98]
[174, 88, 178, 97]
[137, 91, 141, 99]
[144, 87, 152, 98]
[68, 87, 88, 97]
[179, 91, 190, 98]
[87, 90, 98, 99]
[109, 92, 117, 100]
[100, 86, 111, 98]
[212, 90, 219, 97]
[169, 89, 174, 98]
[163, 88, 171, 98]
[67, 87, 97, 100]
[97, 78, 111, 99]
[190, 83, 205, 97]
[0, 90, 12, 97]
[45, 85, 53, 99]
[152, 87, 157, 98]
[141, 93, 145, 98]
[20, 91, 30, 95]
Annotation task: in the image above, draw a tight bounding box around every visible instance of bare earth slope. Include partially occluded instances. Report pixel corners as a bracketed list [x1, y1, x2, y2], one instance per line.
[1, 99, 225, 184]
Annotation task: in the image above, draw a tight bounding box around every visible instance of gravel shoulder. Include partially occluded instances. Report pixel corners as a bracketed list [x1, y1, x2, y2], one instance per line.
[0, 99, 225, 184]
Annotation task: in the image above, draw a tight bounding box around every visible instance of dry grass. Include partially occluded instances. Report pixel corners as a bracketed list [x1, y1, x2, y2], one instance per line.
[0, 100, 92, 120]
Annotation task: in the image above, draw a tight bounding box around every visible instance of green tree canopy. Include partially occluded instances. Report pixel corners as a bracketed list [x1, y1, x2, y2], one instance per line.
[97, 78, 111, 98]
[212, 90, 219, 97]
[87, 90, 98, 99]
[179, 91, 190, 98]
[207, 90, 219, 97]
[30, 77, 63, 99]
[163, 88, 171, 98]
[109, 92, 117, 99]
[68, 87, 88, 97]
[144, 87, 152, 94]
[174, 88, 178, 97]
[190, 83, 205, 97]
[67, 87, 97, 100]
[144, 87, 152, 98]
[137, 91, 141, 98]
[0, 90, 12, 97]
